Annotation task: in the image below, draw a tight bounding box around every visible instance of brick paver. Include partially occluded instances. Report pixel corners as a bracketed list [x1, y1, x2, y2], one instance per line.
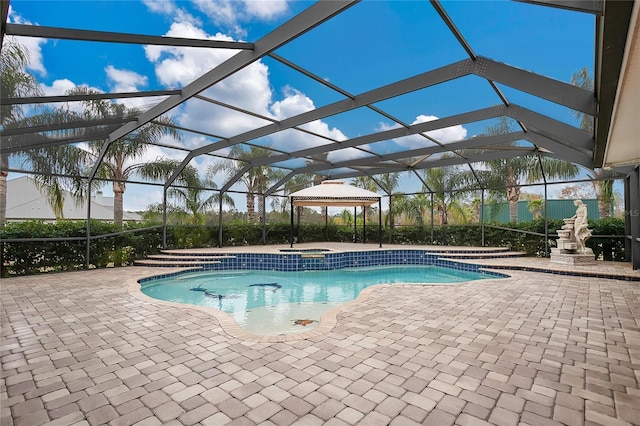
[2, 249, 640, 425]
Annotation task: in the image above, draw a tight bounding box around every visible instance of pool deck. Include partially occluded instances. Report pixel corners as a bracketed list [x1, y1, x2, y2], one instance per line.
[2, 244, 640, 425]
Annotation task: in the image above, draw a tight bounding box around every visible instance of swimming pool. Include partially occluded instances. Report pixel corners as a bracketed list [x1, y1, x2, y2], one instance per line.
[140, 265, 504, 335]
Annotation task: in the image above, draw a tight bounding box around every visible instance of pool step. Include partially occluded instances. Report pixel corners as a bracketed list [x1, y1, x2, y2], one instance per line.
[134, 252, 235, 267]
[147, 254, 236, 260]
[134, 259, 221, 267]
[435, 251, 527, 260]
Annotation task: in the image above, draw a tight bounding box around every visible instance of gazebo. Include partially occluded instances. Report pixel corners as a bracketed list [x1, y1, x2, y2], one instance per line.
[288, 181, 383, 248]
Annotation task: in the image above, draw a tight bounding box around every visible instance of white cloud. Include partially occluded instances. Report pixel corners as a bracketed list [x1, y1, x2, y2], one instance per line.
[141, 0, 200, 27]
[191, 0, 289, 37]
[39, 79, 105, 114]
[40, 79, 76, 96]
[104, 66, 151, 109]
[326, 146, 373, 163]
[7, 7, 47, 76]
[379, 115, 468, 150]
[269, 87, 348, 153]
[105, 66, 148, 92]
[242, 0, 289, 20]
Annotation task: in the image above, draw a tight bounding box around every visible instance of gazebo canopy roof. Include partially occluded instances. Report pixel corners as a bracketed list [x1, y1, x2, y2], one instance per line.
[289, 181, 381, 207]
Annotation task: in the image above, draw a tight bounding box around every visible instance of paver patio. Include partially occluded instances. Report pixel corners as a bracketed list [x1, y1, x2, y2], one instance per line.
[2, 247, 640, 425]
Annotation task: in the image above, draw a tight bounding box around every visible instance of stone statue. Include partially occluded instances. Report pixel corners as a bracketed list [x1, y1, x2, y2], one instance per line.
[570, 199, 592, 254]
[550, 200, 594, 263]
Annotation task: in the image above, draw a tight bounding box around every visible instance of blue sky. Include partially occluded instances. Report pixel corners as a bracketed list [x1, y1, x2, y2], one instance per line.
[7, 0, 598, 212]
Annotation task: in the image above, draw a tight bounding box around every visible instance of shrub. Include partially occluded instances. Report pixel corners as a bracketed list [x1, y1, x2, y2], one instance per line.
[0, 217, 627, 276]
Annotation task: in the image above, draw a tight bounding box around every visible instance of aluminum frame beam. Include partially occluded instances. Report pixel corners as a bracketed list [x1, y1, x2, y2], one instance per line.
[473, 57, 596, 115]
[514, 0, 603, 15]
[221, 105, 504, 188]
[0, 117, 132, 137]
[184, 59, 474, 161]
[229, 103, 591, 175]
[182, 56, 594, 177]
[506, 106, 593, 151]
[310, 148, 538, 182]
[1, 89, 180, 105]
[0, 128, 116, 154]
[5, 23, 254, 49]
[524, 132, 593, 168]
[0, 0, 10, 51]
[284, 132, 527, 176]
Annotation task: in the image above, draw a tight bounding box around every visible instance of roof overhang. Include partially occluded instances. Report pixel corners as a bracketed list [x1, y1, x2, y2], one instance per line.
[594, 0, 639, 169]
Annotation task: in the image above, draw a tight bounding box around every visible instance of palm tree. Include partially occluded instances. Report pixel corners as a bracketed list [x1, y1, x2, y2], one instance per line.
[210, 145, 280, 223]
[138, 160, 235, 225]
[339, 209, 353, 226]
[22, 144, 91, 219]
[0, 41, 43, 224]
[479, 117, 579, 222]
[571, 67, 614, 218]
[166, 165, 234, 225]
[352, 175, 378, 223]
[401, 193, 432, 226]
[66, 86, 180, 226]
[280, 174, 314, 222]
[375, 173, 401, 227]
[422, 167, 469, 225]
[570, 67, 594, 133]
[528, 198, 545, 219]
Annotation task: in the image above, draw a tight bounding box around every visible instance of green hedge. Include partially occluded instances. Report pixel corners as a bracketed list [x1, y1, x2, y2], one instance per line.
[1, 218, 627, 276]
[1, 220, 163, 276]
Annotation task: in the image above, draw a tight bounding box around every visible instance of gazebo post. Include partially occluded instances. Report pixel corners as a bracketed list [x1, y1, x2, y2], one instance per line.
[290, 200, 294, 248]
[324, 207, 328, 241]
[378, 198, 382, 248]
[353, 206, 357, 243]
[297, 204, 301, 243]
[362, 205, 366, 244]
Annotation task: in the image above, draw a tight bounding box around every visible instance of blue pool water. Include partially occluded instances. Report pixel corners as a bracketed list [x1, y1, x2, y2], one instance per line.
[141, 265, 501, 335]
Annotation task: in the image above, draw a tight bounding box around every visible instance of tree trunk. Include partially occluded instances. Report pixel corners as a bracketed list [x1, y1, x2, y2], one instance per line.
[0, 171, 7, 225]
[258, 194, 265, 223]
[438, 205, 447, 225]
[593, 180, 612, 218]
[113, 182, 125, 226]
[507, 186, 520, 222]
[598, 199, 611, 218]
[246, 193, 255, 222]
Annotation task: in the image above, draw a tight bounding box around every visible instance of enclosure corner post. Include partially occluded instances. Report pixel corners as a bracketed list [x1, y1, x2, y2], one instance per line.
[290, 199, 294, 248]
[378, 198, 382, 248]
[261, 195, 266, 245]
[430, 192, 434, 245]
[162, 187, 168, 249]
[85, 178, 92, 270]
[481, 189, 485, 247]
[218, 194, 224, 248]
[544, 183, 549, 257]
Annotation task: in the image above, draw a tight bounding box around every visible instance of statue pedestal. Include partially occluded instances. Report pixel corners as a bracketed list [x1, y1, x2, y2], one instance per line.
[549, 248, 595, 265]
[550, 216, 595, 265]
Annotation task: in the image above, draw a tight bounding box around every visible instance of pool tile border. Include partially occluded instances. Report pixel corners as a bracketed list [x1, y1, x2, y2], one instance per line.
[155, 249, 511, 275]
[132, 250, 511, 342]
